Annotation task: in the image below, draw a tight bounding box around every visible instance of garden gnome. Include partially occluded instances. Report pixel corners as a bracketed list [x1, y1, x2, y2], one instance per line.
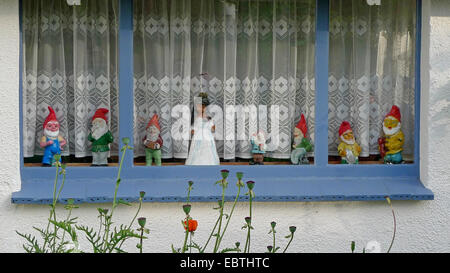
[40, 106, 66, 166]
[291, 114, 313, 164]
[250, 131, 266, 165]
[143, 113, 163, 166]
[337, 121, 361, 164]
[88, 108, 113, 166]
[378, 105, 404, 164]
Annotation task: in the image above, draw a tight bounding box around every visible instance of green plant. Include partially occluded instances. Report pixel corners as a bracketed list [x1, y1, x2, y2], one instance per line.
[17, 138, 148, 253]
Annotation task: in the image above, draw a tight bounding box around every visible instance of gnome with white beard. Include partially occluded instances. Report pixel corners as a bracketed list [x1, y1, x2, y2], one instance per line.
[337, 121, 362, 164]
[378, 105, 404, 164]
[143, 114, 163, 166]
[88, 108, 114, 166]
[250, 131, 266, 165]
[40, 106, 66, 166]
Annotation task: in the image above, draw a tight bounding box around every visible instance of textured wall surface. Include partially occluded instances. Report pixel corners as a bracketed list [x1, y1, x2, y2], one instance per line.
[0, 0, 449, 253]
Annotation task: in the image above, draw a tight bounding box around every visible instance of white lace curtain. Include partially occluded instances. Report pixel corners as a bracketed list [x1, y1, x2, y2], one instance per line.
[22, 0, 119, 158]
[133, 0, 316, 159]
[22, 0, 416, 161]
[328, 0, 416, 157]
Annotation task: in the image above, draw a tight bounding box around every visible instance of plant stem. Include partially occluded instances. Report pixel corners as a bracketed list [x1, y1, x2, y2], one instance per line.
[213, 183, 226, 253]
[139, 228, 144, 254]
[387, 200, 396, 253]
[217, 183, 242, 249]
[283, 233, 294, 253]
[102, 143, 128, 252]
[42, 163, 60, 251]
[272, 228, 276, 253]
[117, 196, 143, 251]
[200, 216, 220, 253]
[182, 219, 190, 253]
[244, 193, 253, 253]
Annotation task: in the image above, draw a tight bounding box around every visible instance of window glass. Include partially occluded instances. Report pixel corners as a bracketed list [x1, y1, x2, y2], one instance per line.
[133, 0, 316, 166]
[22, 0, 119, 166]
[328, 0, 416, 164]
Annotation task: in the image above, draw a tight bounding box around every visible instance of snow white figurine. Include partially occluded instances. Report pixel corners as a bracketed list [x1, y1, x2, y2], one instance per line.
[185, 92, 220, 165]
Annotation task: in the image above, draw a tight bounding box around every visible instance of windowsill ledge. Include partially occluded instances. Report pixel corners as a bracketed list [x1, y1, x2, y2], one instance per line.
[12, 175, 434, 204]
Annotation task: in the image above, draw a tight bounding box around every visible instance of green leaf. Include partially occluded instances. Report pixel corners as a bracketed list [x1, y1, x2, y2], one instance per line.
[117, 199, 131, 206]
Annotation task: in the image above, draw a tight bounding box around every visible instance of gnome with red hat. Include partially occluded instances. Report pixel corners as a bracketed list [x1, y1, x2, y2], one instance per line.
[338, 121, 362, 164]
[378, 105, 404, 164]
[143, 113, 163, 166]
[290, 114, 313, 165]
[40, 106, 66, 166]
[88, 108, 114, 166]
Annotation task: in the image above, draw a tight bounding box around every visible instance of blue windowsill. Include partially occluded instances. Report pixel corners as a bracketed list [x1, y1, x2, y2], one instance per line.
[12, 166, 434, 204]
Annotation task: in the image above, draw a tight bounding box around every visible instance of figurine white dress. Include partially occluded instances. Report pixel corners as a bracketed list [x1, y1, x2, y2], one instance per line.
[185, 116, 220, 165]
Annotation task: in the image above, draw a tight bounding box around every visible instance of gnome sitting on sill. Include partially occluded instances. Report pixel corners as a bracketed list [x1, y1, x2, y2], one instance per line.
[378, 105, 405, 164]
[40, 106, 66, 166]
[88, 108, 114, 166]
[337, 121, 361, 164]
[290, 114, 313, 165]
[143, 113, 163, 166]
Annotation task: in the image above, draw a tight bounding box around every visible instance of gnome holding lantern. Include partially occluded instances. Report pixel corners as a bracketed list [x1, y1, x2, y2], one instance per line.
[290, 114, 313, 165]
[88, 108, 114, 166]
[250, 131, 266, 165]
[40, 106, 66, 166]
[378, 105, 404, 164]
[337, 121, 362, 164]
[143, 113, 163, 166]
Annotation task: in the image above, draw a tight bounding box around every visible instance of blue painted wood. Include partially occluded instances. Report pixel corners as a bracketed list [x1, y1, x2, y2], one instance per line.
[11, 175, 433, 204]
[19, 0, 24, 172]
[118, 0, 134, 169]
[314, 0, 329, 167]
[13, 0, 433, 204]
[414, 0, 422, 168]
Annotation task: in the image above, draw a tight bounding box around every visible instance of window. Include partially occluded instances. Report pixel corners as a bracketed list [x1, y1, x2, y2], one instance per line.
[132, 0, 316, 166]
[22, 0, 120, 166]
[13, 0, 433, 204]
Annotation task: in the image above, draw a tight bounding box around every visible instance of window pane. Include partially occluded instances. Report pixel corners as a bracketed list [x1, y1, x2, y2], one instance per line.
[22, 0, 119, 166]
[328, 0, 416, 164]
[133, 0, 316, 166]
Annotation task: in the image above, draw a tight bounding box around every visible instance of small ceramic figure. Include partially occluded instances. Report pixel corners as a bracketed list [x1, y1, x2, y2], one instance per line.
[338, 121, 361, 164]
[185, 92, 220, 165]
[88, 108, 114, 166]
[250, 131, 266, 165]
[290, 114, 313, 165]
[143, 114, 163, 166]
[40, 106, 66, 166]
[378, 105, 404, 164]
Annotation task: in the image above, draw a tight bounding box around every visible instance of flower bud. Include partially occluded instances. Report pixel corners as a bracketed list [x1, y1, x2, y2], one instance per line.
[236, 172, 244, 180]
[220, 169, 230, 179]
[182, 204, 191, 215]
[138, 217, 146, 228]
[139, 191, 146, 198]
[122, 137, 130, 145]
[245, 216, 251, 224]
[289, 226, 297, 233]
[235, 242, 240, 248]
[267, 246, 273, 252]
[246, 181, 255, 190]
[271, 221, 277, 229]
[188, 181, 194, 187]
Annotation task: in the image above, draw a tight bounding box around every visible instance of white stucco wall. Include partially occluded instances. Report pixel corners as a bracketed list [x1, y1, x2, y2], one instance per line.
[0, 0, 449, 253]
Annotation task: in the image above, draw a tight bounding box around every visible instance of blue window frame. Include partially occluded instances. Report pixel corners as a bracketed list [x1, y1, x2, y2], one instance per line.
[13, 0, 433, 204]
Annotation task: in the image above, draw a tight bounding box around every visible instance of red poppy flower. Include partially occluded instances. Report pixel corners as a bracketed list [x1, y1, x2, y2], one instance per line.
[184, 219, 198, 232]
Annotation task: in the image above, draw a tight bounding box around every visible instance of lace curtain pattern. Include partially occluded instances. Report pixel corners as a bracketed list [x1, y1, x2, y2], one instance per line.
[22, 0, 119, 158]
[328, 0, 416, 157]
[22, 0, 416, 161]
[133, 0, 316, 159]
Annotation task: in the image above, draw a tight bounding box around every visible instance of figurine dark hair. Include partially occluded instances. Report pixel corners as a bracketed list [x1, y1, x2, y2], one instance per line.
[198, 92, 210, 106]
